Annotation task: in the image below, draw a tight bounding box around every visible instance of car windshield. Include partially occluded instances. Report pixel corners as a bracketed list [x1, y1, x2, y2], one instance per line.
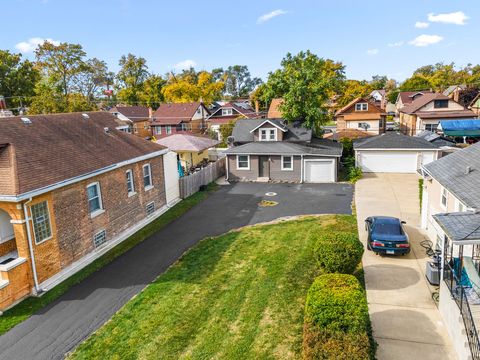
[374, 222, 402, 235]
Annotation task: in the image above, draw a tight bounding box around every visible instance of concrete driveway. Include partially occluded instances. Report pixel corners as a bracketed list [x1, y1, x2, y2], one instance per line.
[355, 174, 456, 360]
[0, 182, 352, 360]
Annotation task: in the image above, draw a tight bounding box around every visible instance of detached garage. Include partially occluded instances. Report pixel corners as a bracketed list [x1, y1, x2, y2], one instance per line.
[354, 132, 440, 173]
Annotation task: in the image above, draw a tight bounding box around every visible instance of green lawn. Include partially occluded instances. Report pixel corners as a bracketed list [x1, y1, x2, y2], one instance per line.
[70, 215, 357, 360]
[0, 184, 217, 336]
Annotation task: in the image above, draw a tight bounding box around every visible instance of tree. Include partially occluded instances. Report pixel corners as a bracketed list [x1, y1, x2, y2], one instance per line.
[75, 58, 113, 100]
[0, 50, 39, 109]
[399, 75, 432, 92]
[116, 53, 149, 104]
[263, 51, 345, 129]
[141, 74, 166, 109]
[223, 65, 262, 98]
[369, 75, 388, 90]
[337, 80, 372, 108]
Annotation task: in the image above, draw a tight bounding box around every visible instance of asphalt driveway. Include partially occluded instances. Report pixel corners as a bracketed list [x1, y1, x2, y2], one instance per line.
[0, 182, 352, 360]
[355, 174, 456, 360]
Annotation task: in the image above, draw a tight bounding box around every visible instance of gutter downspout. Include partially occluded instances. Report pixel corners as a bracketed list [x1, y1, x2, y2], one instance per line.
[225, 155, 229, 181]
[23, 198, 41, 294]
[300, 155, 304, 183]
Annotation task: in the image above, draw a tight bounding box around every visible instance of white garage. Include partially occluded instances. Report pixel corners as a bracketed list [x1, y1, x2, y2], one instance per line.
[354, 133, 440, 174]
[304, 159, 336, 182]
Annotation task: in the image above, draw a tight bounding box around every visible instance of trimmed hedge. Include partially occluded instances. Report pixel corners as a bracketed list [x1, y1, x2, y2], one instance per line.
[303, 274, 373, 360]
[313, 232, 364, 275]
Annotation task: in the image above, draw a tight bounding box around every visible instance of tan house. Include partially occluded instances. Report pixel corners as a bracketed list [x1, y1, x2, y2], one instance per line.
[334, 97, 386, 136]
[109, 105, 152, 138]
[399, 93, 476, 136]
[395, 91, 434, 114]
[0, 112, 179, 311]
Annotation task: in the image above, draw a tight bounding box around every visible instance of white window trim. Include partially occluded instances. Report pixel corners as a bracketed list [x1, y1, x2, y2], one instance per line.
[440, 187, 448, 210]
[154, 126, 162, 135]
[31, 200, 53, 245]
[87, 182, 104, 218]
[222, 108, 233, 116]
[126, 169, 136, 197]
[260, 128, 277, 141]
[166, 125, 172, 134]
[355, 103, 368, 111]
[236, 155, 250, 170]
[281, 155, 293, 171]
[455, 199, 466, 212]
[143, 164, 154, 191]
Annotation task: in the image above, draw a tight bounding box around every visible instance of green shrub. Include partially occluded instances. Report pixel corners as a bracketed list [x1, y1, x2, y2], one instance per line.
[303, 274, 373, 360]
[348, 166, 362, 183]
[418, 178, 424, 212]
[313, 232, 364, 274]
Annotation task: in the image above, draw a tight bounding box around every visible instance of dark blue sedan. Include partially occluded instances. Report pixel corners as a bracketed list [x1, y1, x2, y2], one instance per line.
[365, 216, 410, 255]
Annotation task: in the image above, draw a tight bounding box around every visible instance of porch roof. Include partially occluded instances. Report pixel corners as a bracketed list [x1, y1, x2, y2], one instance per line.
[434, 212, 480, 244]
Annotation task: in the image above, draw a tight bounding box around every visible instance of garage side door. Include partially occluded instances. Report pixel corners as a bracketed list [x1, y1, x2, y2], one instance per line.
[304, 160, 335, 183]
[358, 151, 418, 173]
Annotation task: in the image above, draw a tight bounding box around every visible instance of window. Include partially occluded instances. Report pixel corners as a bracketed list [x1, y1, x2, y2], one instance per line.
[93, 230, 107, 248]
[260, 128, 277, 141]
[143, 164, 153, 189]
[126, 169, 135, 195]
[166, 125, 172, 134]
[379, 119, 384, 128]
[144, 123, 149, 130]
[282, 156, 293, 170]
[425, 124, 438, 132]
[441, 187, 448, 209]
[456, 200, 466, 212]
[87, 182, 103, 215]
[222, 108, 233, 116]
[146, 202, 155, 216]
[237, 155, 250, 170]
[434, 100, 449, 109]
[154, 126, 161, 135]
[31, 201, 52, 244]
[355, 103, 368, 111]
[180, 123, 190, 131]
[133, 124, 138, 134]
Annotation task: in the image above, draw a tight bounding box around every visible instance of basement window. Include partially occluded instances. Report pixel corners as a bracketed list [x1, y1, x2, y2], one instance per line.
[146, 202, 155, 216]
[93, 230, 107, 248]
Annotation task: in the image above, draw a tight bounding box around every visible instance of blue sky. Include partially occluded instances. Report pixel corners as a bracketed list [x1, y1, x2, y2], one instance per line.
[1, 0, 478, 82]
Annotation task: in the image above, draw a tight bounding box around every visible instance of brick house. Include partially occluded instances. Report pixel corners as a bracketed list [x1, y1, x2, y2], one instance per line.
[0, 112, 178, 311]
[334, 97, 387, 137]
[151, 102, 210, 138]
[109, 105, 152, 138]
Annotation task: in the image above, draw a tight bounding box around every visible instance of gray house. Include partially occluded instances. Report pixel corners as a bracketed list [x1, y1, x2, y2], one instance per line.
[224, 119, 342, 183]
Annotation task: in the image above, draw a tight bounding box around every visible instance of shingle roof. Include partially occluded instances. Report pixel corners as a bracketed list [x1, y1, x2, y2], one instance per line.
[152, 102, 204, 125]
[110, 105, 150, 122]
[423, 142, 480, 209]
[208, 102, 258, 119]
[232, 119, 312, 143]
[353, 132, 440, 150]
[415, 130, 455, 147]
[335, 97, 383, 116]
[397, 91, 433, 106]
[414, 110, 475, 119]
[224, 138, 342, 157]
[401, 93, 452, 114]
[155, 134, 220, 152]
[433, 212, 480, 242]
[0, 112, 166, 197]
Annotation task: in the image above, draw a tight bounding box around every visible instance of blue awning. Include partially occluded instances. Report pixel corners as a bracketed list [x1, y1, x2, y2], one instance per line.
[438, 119, 480, 137]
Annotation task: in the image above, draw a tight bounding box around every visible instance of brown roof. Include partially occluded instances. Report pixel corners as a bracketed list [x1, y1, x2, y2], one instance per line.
[110, 105, 150, 122]
[415, 110, 476, 119]
[267, 98, 284, 118]
[335, 97, 383, 116]
[208, 102, 258, 119]
[323, 129, 375, 140]
[401, 93, 452, 114]
[0, 112, 166, 197]
[397, 91, 433, 106]
[152, 102, 204, 125]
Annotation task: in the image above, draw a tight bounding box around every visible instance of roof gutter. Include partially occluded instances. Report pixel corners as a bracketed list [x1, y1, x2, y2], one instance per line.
[224, 152, 341, 157]
[0, 149, 169, 202]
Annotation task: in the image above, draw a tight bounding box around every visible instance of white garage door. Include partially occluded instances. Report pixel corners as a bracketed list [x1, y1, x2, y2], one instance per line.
[304, 160, 335, 183]
[358, 151, 419, 173]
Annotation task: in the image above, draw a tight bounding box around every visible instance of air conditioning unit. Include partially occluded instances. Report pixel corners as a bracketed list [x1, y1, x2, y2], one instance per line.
[426, 258, 441, 285]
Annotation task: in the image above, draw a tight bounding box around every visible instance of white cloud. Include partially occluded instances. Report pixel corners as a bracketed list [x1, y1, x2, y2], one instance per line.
[427, 11, 468, 25]
[257, 9, 288, 24]
[15, 37, 60, 53]
[388, 41, 404, 47]
[415, 21, 429, 29]
[409, 34, 444, 47]
[366, 49, 379, 55]
[173, 59, 197, 70]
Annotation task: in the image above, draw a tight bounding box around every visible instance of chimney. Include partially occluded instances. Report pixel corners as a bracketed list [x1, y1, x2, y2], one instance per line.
[148, 108, 153, 119]
[255, 100, 259, 114]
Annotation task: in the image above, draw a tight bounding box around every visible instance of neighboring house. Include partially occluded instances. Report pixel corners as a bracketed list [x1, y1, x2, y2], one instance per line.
[151, 102, 210, 138]
[0, 112, 179, 311]
[354, 132, 440, 173]
[207, 101, 262, 138]
[395, 91, 433, 113]
[415, 130, 457, 149]
[399, 93, 476, 136]
[224, 119, 342, 183]
[370, 89, 386, 109]
[442, 84, 467, 101]
[109, 105, 152, 138]
[335, 97, 387, 136]
[267, 98, 284, 119]
[155, 134, 220, 171]
[419, 143, 480, 360]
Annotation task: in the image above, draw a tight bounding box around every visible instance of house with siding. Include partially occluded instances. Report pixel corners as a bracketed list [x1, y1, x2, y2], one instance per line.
[395, 91, 434, 114]
[151, 102, 210, 138]
[207, 101, 262, 138]
[0, 112, 179, 311]
[334, 97, 387, 136]
[224, 119, 342, 183]
[109, 105, 152, 138]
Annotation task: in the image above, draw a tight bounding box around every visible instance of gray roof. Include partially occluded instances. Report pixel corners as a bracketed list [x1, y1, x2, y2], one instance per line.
[354, 132, 440, 150]
[415, 130, 456, 147]
[232, 119, 312, 143]
[433, 212, 480, 243]
[224, 138, 342, 157]
[423, 142, 480, 209]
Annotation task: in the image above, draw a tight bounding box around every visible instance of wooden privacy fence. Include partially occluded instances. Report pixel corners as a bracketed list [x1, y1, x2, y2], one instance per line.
[179, 158, 226, 198]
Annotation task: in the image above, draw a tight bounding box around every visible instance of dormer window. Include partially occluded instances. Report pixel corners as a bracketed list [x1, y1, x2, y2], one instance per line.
[434, 100, 448, 109]
[222, 108, 233, 116]
[355, 103, 368, 111]
[260, 128, 277, 141]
